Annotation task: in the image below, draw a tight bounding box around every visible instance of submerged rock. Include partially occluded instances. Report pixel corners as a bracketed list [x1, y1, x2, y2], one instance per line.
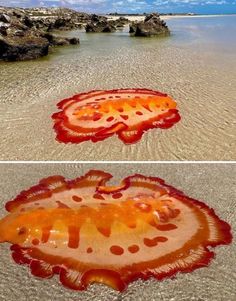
[130, 13, 170, 37]
[42, 33, 80, 46]
[69, 37, 80, 45]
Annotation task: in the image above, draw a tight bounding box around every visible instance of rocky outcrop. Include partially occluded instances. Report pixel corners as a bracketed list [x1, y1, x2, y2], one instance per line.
[86, 14, 129, 33]
[0, 13, 11, 23]
[25, 7, 90, 31]
[0, 7, 81, 61]
[86, 14, 116, 33]
[0, 6, 90, 34]
[129, 13, 170, 37]
[0, 31, 80, 61]
[90, 14, 107, 23]
[0, 21, 9, 36]
[86, 20, 116, 33]
[0, 35, 49, 61]
[42, 33, 80, 46]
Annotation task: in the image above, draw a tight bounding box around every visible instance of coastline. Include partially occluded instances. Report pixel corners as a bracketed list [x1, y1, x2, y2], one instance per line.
[107, 14, 236, 22]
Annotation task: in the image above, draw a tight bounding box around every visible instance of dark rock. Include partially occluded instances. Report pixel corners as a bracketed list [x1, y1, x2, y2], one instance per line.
[54, 18, 68, 28]
[0, 36, 49, 61]
[103, 17, 129, 29]
[91, 14, 100, 22]
[118, 17, 129, 22]
[144, 13, 160, 22]
[54, 17, 72, 29]
[0, 27, 7, 36]
[0, 22, 9, 36]
[0, 13, 11, 23]
[6, 24, 28, 37]
[115, 17, 129, 27]
[129, 24, 136, 33]
[52, 37, 69, 46]
[0, 7, 83, 61]
[86, 20, 116, 33]
[44, 33, 70, 46]
[42, 33, 79, 46]
[69, 37, 80, 45]
[23, 16, 34, 28]
[86, 14, 118, 32]
[130, 13, 170, 37]
[91, 14, 107, 23]
[12, 10, 24, 19]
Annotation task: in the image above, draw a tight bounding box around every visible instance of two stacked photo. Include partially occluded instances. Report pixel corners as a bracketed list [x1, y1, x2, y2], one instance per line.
[0, 3, 235, 301]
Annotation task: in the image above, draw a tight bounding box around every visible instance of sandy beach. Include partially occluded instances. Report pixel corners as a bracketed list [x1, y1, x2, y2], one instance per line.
[0, 15, 236, 161]
[0, 163, 235, 300]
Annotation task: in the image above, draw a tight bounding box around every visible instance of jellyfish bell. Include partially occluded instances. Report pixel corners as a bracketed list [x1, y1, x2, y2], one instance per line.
[0, 171, 232, 291]
[52, 88, 181, 144]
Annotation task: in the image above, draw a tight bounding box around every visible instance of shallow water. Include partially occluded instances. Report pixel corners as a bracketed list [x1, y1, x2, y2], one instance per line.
[0, 15, 235, 161]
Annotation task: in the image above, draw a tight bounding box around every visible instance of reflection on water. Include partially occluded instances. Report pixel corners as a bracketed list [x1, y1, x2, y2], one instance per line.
[0, 15, 235, 161]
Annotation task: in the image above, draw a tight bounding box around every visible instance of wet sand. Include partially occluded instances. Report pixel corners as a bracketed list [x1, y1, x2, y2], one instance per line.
[0, 163, 235, 300]
[0, 15, 236, 161]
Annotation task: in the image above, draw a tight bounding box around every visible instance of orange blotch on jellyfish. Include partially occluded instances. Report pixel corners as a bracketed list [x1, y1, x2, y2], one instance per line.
[110, 245, 124, 256]
[128, 245, 140, 254]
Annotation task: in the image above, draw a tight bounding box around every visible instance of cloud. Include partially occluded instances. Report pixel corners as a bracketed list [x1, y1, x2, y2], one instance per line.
[153, 0, 229, 5]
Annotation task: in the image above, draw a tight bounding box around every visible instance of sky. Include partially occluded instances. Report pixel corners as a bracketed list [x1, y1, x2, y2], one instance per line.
[0, 0, 236, 14]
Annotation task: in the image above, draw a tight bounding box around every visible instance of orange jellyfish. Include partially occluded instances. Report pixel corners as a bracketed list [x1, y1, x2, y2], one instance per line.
[52, 88, 181, 144]
[0, 170, 232, 291]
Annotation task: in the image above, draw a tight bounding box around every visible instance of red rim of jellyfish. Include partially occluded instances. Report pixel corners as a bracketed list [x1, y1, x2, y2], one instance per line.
[0, 170, 232, 292]
[52, 89, 181, 144]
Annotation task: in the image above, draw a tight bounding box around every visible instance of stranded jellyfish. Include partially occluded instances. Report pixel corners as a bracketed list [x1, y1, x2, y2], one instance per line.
[52, 89, 181, 144]
[0, 170, 232, 291]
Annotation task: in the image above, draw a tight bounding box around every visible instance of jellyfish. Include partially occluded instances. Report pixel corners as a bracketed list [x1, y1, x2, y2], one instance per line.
[0, 170, 232, 291]
[52, 89, 181, 144]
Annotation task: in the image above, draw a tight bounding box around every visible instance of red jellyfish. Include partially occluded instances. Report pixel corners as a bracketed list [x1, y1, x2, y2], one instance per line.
[0, 171, 232, 291]
[52, 88, 181, 144]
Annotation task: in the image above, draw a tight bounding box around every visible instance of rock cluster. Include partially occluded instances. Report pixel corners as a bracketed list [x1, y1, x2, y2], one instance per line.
[25, 7, 90, 30]
[86, 15, 129, 33]
[0, 35, 50, 61]
[0, 7, 170, 61]
[0, 7, 83, 61]
[129, 13, 170, 37]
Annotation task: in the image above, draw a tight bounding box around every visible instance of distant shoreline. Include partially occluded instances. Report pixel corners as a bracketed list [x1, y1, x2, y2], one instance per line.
[106, 14, 236, 22]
